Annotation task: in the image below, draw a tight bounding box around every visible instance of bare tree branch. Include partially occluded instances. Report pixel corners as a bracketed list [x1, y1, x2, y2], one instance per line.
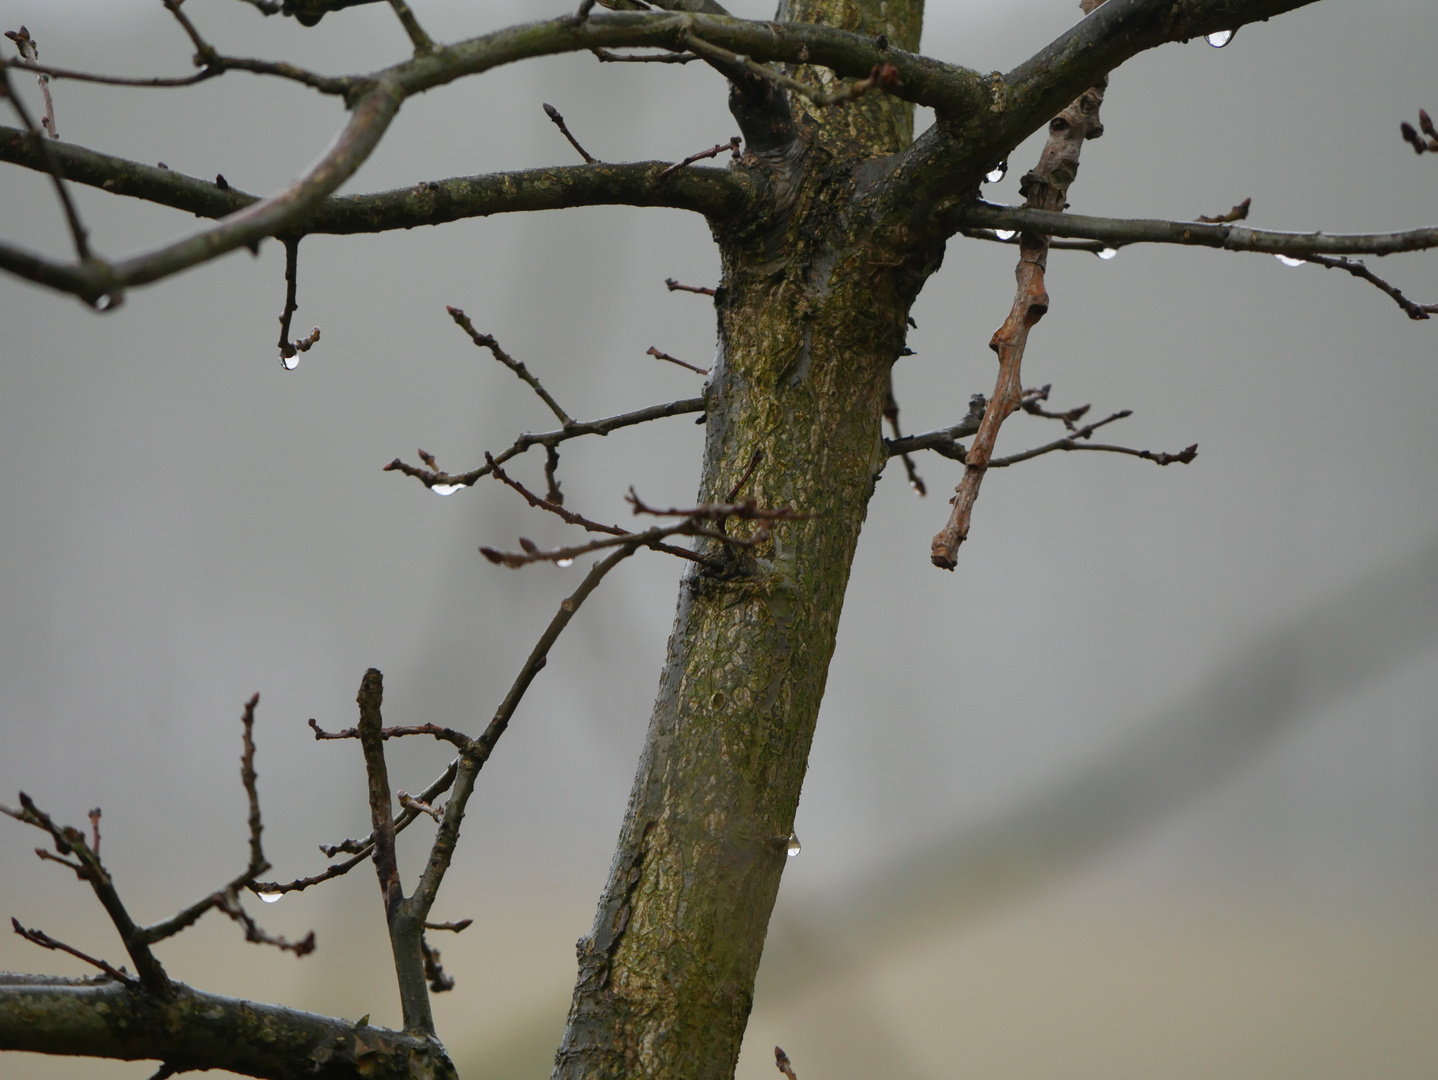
[0, 974, 457, 1080]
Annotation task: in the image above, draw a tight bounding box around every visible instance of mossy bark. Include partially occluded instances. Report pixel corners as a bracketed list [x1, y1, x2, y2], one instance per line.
[553, 4, 936, 1078]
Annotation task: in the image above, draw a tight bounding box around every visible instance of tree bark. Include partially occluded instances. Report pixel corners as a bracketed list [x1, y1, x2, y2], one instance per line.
[553, 4, 933, 1078]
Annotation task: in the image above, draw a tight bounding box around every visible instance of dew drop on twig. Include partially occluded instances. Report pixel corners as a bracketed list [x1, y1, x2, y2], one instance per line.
[994, 229, 1016, 241]
[1206, 29, 1234, 48]
[258, 892, 283, 904]
[786, 833, 802, 857]
[1275, 254, 1305, 267]
[431, 483, 461, 495]
[556, 557, 575, 568]
[281, 353, 300, 371]
[985, 161, 1008, 184]
[1098, 247, 1119, 260]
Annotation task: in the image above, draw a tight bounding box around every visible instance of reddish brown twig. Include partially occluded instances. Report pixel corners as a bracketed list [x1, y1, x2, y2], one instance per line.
[775, 1046, 799, 1080]
[87, 807, 101, 857]
[1196, 197, 1251, 224]
[543, 103, 597, 164]
[665, 277, 716, 296]
[5, 27, 56, 137]
[656, 137, 741, 182]
[647, 345, 709, 375]
[932, 4, 1110, 569]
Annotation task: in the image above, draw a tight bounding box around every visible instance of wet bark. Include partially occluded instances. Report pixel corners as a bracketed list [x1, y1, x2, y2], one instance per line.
[552, 4, 938, 1078]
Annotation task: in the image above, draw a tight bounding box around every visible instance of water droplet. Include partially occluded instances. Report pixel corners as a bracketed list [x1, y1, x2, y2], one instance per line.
[994, 229, 1016, 241]
[1098, 247, 1119, 260]
[95, 293, 120, 311]
[258, 892, 283, 904]
[431, 483, 461, 495]
[786, 832, 801, 857]
[1206, 29, 1234, 48]
[556, 557, 575, 568]
[281, 353, 299, 371]
[1274, 254, 1305, 267]
[985, 160, 1008, 184]
[910, 481, 922, 494]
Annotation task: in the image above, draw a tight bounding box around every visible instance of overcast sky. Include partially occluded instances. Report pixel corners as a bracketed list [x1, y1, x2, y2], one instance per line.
[2, 2, 1436, 1078]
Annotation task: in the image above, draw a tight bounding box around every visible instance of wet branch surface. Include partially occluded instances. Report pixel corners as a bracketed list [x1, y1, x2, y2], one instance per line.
[932, 33, 1110, 569]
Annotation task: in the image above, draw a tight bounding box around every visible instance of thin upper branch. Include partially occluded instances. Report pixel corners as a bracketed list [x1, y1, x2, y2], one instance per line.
[956, 202, 1438, 258]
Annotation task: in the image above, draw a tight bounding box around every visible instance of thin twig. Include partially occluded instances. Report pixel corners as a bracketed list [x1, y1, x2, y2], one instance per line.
[11, 918, 136, 985]
[214, 892, 316, 957]
[485, 452, 627, 537]
[309, 717, 471, 748]
[665, 277, 716, 295]
[884, 386, 926, 495]
[387, 0, 436, 54]
[4, 27, 56, 137]
[0, 64, 90, 263]
[647, 345, 709, 375]
[726, 449, 764, 502]
[2, 793, 170, 993]
[278, 237, 321, 367]
[543, 103, 597, 164]
[447, 306, 572, 426]
[775, 1046, 799, 1080]
[424, 919, 473, 932]
[1297, 253, 1436, 321]
[383, 396, 704, 492]
[682, 31, 902, 109]
[656, 137, 741, 182]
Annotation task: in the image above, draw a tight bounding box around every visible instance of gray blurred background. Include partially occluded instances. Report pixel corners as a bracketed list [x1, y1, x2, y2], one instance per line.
[2, 1, 1436, 1078]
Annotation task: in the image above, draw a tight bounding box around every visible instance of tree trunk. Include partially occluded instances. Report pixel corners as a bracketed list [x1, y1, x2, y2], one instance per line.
[553, 3, 932, 1077]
